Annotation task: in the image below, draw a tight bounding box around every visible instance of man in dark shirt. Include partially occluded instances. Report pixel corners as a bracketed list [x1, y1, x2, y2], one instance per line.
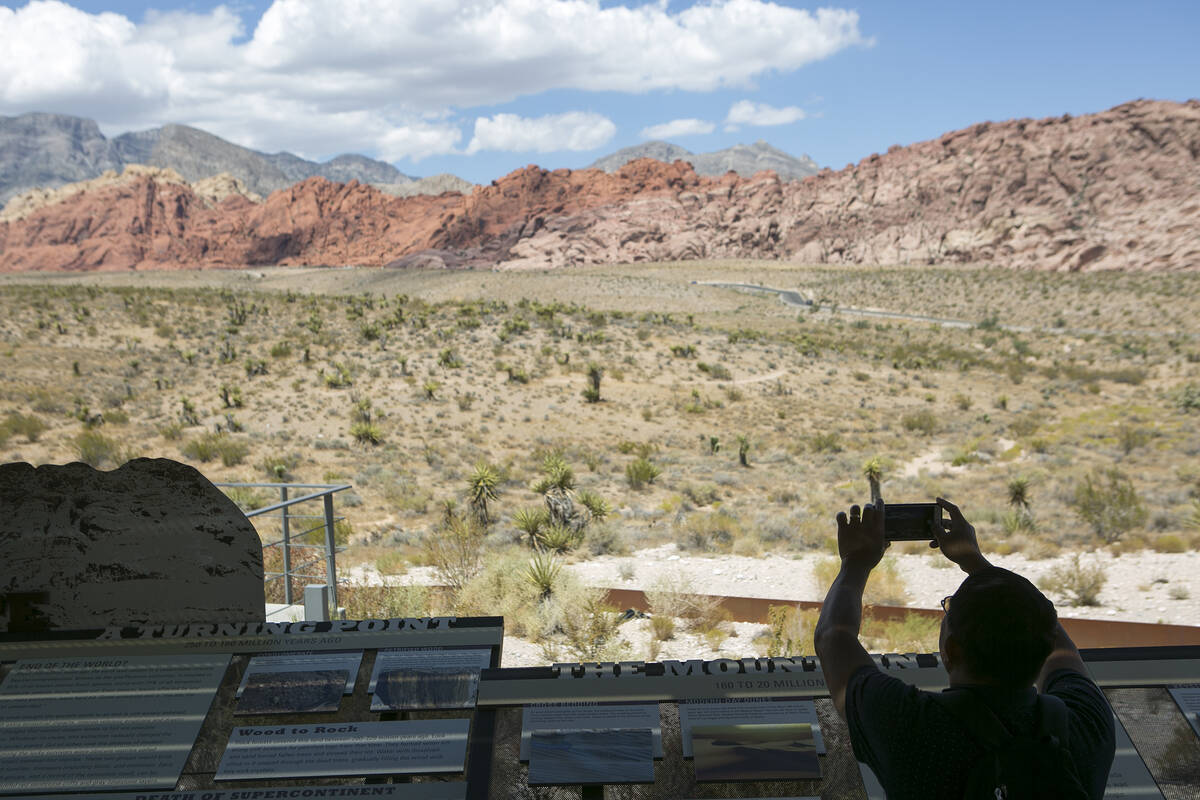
[813, 498, 1116, 799]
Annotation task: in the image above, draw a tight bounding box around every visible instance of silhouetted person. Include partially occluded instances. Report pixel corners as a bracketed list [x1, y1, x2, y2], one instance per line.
[814, 498, 1115, 799]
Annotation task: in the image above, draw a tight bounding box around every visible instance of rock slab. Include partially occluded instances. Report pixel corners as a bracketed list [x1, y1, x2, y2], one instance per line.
[0, 458, 263, 633]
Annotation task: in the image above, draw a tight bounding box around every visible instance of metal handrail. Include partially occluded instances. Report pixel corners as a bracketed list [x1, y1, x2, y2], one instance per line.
[216, 482, 352, 613]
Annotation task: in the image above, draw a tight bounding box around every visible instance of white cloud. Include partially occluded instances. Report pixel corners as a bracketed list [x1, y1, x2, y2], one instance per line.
[725, 100, 806, 129]
[467, 112, 616, 154]
[0, 0, 865, 161]
[640, 118, 715, 140]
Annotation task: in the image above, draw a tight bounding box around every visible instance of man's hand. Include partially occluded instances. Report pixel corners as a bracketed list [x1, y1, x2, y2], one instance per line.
[933, 497, 991, 575]
[836, 502, 887, 571]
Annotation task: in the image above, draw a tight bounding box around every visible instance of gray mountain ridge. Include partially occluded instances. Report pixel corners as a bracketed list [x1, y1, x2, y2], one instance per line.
[589, 139, 819, 181]
[0, 112, 428, 204]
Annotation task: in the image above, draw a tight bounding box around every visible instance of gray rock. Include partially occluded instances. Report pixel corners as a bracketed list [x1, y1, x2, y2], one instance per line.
[0, 112, 123, 203]
[589, 138, 819, 181]
[0, 458, 264, 633]
[1, 112, 418, 202]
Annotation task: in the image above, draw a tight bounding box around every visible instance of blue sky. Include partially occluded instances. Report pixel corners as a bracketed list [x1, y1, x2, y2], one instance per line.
[1, 1, 1196, 183]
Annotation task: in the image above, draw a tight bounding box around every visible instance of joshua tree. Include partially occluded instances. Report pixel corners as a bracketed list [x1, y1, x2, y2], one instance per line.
[1007, 476, 1031, 512]
[708, 435, 721, 455]
[863, 457, 885, 505]
[582, 362, 603, 403]
[466, 462, 502, 525]
[736, 434, 751, 467]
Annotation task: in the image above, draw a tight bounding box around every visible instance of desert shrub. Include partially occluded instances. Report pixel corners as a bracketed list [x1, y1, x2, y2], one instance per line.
[644, 575, 730, 640]
[269, 341, 293, 358]
[1117, 424, 1151, 455]
[764, 605, 820, 657]
[1173, 383, 1200, 413]
[340, 583, 433, 621]
[626, 457, 662, 489]
[323, 362, 353, 388]
[350, 421, 382, 445]
[1152, 534, 1187, 554]
[536, 583, 630, 663]
[901, 409, 938, 436]
[182, 432, 248, 466]
[683, 483, 720, 507]
[73, 430, 123, 468]
[677, 510, 743, 553]
[809, 431, 842, 453]
[697, 362, 732, 380]
[422, 513, 486, 592]
[1, 412, 47, 443]
[1039, 555, 1107, 606]
[814, 556, 909, 606]
[437, 348, 463, 368]
[1009, 415, 1040, 438]
[158, 422, 184, 441]
[456, 551, 542, 638]
[582, 523, 627, 557]
[860, 612, 942, 654]
[223, 485, 269, 513]
[1071, 468, 1148, 543]
[261, 452, 301, 481]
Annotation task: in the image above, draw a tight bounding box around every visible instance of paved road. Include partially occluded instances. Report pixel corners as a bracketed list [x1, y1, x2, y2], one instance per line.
[697, 280, 1191, 339]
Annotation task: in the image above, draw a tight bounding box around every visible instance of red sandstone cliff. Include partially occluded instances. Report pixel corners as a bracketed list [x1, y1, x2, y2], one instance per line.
[1, 99, 1197, 273]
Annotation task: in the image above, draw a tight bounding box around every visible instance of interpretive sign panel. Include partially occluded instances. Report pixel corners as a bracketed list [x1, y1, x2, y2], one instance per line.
[215, 719, 471, 780]
[237, 669, 348, 715]
[527, 729, 655, 785]
[692, 723, 821, 782]
[0, 654, 230, 794]
[520, 702, 662, 759]
[1168, 686, 1200, 738]
[678, 698, 824, 757]
[1105, 714, 1163, 798]
[0, 785, 469, 800]
[369, 647, 490, 711]
[237, 651, 363, 697]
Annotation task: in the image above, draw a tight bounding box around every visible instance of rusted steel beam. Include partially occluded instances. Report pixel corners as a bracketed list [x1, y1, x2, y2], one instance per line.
[600, 587, 1200, 649]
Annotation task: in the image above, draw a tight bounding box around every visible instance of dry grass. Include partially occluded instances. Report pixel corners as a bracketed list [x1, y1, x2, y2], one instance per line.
[1, 261, 1197, 624]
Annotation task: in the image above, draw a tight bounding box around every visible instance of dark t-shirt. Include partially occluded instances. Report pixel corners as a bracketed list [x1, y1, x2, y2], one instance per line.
[845, 665, 1116, 800]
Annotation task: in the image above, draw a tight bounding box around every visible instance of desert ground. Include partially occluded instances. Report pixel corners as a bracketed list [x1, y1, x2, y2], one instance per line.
[2, 261, 1198, 665]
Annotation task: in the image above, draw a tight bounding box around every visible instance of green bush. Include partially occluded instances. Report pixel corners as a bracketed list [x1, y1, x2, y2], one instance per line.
[350, 421, 382, 445]
[1039, 555, 1106, 606]
[182, 432, 248, 466]
[1071, 468, 1148, 543]
[74, 430, 123, 468]
[901, 409, 938, 436]
[1, 413, 47, 443]
[697, 362, 733, 381]
[625, 457, 662, 489]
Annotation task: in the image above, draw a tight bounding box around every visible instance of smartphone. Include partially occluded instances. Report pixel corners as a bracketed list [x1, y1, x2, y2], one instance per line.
[884, 503, 945, 541]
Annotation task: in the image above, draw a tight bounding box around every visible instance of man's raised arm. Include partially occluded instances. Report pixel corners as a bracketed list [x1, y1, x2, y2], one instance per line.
[814, 502, 887, 719]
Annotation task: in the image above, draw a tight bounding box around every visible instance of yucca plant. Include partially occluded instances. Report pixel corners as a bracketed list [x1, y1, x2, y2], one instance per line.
[537, 524, 579, 554]
[531, 453, 575, 494]
[524, 550, 562, 599]
[513, 506, 550, 547]
[466, 462, 502, 525]
[863, 457, 885, 505]
[576, 489, 611, 521]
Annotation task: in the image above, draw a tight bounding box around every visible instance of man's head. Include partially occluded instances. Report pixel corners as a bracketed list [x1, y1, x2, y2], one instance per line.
[940, 566, 1058, 687]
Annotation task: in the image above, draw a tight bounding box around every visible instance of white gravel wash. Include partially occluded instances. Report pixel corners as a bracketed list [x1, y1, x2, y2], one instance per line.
[346, 545, 1200, 628]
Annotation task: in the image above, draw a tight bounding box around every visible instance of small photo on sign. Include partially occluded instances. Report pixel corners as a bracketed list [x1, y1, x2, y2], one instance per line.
[528, 728, 655, 786]
[692, 723, 820, 782]
[371, 668, 479, 711]
[236, 670, 347, 715]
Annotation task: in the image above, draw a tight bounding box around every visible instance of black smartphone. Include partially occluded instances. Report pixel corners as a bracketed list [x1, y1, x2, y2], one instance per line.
[884, 503, 945, 541]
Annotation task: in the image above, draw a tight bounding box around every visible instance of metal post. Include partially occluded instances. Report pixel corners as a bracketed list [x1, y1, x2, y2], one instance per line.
[322, 493, 339, 614]
[304, 584, 330, 622]
[280, 486, 292, 605]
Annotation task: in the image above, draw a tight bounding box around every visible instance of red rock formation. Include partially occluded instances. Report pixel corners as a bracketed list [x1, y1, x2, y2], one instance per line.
[1, 99, 1197, 272]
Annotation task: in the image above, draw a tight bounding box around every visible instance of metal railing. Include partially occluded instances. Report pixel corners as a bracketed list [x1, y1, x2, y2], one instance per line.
[216, 482, 353, 613]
